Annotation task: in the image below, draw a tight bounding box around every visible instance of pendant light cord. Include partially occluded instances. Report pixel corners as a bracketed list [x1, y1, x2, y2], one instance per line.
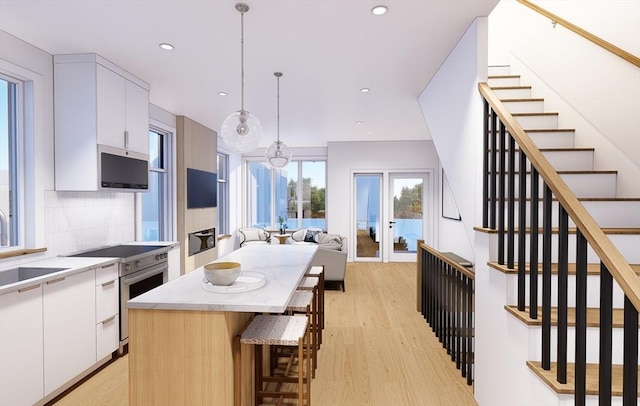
[240, 9, 245, 113]
[276, 74, 280, 143]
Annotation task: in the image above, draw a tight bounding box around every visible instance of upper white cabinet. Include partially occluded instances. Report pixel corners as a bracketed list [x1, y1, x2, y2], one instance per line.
[54, 53, 150, 191]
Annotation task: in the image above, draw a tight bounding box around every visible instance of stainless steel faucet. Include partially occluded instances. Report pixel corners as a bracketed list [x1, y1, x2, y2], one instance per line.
[0, 208, 7, 246]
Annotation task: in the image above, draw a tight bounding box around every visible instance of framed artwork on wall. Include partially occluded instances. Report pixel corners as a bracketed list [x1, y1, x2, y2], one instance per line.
[442, 169, 461, 221]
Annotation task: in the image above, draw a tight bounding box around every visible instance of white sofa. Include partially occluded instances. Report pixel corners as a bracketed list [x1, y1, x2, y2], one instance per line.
[289, 228, 348, 291]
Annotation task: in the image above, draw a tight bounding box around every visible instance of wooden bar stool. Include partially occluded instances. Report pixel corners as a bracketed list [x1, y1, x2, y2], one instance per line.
[305, 266, 325, 332]
[275, 290, 317, 379]
[297, 276, 321, 354]
[236, 315, 311, 406]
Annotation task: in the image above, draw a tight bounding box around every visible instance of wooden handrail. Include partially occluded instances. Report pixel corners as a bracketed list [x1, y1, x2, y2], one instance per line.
[517, 0, 640, 67]
[478, 82, 640, 311]
[419, 242, 475, 280]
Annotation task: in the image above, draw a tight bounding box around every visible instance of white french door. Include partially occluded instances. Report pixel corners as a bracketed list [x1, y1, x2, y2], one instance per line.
[388, 173, 428, 262]
[352, 171, 430, 262]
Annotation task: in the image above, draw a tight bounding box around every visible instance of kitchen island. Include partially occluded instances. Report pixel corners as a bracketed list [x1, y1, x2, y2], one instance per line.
[127, 244, 318, 406]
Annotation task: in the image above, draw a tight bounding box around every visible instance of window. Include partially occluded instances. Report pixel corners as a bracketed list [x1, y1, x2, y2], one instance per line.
[141, 127, 172, 241]
[0, 76, 19, 248]
[217, 152, 229, 235]
[247, 159, 326, 230]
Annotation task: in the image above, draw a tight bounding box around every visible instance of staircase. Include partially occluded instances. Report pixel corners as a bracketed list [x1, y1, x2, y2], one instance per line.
[473, 66, 640, 406]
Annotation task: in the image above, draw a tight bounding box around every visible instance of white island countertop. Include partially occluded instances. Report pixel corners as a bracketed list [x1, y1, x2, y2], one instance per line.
[127, 244, 318, 313]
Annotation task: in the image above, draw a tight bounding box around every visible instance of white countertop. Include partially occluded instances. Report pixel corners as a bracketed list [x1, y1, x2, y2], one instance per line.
[0, 256, 119, 295]
[127, 244, 318, 313]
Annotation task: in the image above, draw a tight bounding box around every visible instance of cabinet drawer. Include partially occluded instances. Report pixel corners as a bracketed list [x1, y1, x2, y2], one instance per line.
[95, 263, 118, 286]
[96, 279, 118, 323]
[96, 314, 119, 360]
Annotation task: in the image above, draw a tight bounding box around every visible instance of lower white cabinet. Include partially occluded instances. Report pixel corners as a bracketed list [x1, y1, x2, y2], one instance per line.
[95, 263, 119, 359]
[43, 269, 96, 395]
[0, 284, 44, 406]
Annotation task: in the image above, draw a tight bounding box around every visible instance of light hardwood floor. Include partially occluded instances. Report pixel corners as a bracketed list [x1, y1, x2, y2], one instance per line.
[52, 262, 476, 406]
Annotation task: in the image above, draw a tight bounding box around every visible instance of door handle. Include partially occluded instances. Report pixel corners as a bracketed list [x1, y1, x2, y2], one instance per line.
[389, 221, 396, 228]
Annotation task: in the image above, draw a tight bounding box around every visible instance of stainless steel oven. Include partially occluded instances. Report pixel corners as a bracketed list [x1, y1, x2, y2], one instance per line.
[69, 244, 170, 350]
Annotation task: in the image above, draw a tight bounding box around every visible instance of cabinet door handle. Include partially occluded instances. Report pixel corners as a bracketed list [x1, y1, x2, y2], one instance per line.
[102, 264, 114, 269]
[46, 277, 65, 285]
[101, 315, 116, 325]
[18, 284, 41, 293]
[124, 130, 129, 149]
[101, 280, 116, 288]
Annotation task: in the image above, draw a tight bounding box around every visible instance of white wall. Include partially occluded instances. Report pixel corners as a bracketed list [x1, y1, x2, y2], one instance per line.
[417, 18, 488, 263]
[489, 0, 640, 196]
[327, 140, 438, 261]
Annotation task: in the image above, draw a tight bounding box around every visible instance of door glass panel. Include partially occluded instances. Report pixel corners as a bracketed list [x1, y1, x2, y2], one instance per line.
[302, 161, 326, 229]
[355, 174, 381, 259]
[392, 177, 423, 254]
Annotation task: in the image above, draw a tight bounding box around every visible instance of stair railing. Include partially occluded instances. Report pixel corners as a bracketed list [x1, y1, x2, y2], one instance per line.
[417, 241, 474, 386]
[478, 82, 639, 405]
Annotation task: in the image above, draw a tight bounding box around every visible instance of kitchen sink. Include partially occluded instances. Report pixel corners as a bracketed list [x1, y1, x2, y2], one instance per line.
[0, 267, 70, 287]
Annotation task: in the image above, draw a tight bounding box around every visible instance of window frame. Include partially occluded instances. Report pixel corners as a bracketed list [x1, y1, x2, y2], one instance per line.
[217, 152, 229, 236]
[244, 157, 327, 231]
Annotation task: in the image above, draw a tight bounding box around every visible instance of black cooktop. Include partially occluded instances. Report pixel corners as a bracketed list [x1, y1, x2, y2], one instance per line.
[69, 245, 168, 259]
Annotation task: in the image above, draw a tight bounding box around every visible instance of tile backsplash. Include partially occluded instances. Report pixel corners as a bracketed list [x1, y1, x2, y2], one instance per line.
[45, 190, 135, 257]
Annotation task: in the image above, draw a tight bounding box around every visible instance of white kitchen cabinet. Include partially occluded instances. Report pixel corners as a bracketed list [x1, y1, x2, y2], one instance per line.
[43, 269, 96, 396]
[54, 53, 150, 191]
[95, 262, 119, 359]
[0, 284, 44, 406]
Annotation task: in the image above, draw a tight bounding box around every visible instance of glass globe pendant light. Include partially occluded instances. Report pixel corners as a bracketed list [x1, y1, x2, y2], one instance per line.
[220, 3, 263, 153]
[265, 72, 292, 168]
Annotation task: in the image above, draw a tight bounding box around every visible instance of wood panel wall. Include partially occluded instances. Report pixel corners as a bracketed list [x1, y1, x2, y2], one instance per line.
[176, 116, 218, 274]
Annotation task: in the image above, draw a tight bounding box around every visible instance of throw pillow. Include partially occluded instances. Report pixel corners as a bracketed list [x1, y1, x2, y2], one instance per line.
[240, 228, 261, 242]
[304, 229, 321, 243]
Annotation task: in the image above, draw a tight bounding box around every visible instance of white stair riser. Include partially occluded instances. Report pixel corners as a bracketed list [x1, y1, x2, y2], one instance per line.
[488, 233, 640, 264]
[528, 325, 638, 365]
[527, 130, 575, 148]
[504, 150, 594, 172]
[507, 172, 617, 198]
[514, 114, 559, 130]
[488, 66, 511, 75]
[506, 272, 628, 309]
[510, 200, 640, 228]
[502, 100, 545, 113]
[488, 77, 521, 87]
[491, 87, 532, 99]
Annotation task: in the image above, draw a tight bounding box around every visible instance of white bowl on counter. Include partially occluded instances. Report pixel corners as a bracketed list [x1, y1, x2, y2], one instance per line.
[203, 262, 241, 286]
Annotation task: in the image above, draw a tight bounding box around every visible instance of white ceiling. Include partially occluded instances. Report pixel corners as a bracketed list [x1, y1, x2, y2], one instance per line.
[0, 0, 499, 148]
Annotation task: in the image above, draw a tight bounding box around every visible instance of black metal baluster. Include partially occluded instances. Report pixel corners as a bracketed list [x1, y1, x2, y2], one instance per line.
[456, 271, 462, 368]
[445, 262, 451, 352]
[599, 262, 612, 406]
[490, 110, 498, 229]
[575, 231, 587, 406]
[529, 167, 540, 319]
[517, 152, 527, 311]
[483, 100, 489, 228]
[467, 277, 474, 386]
[422, 250, 428, 319]
[461, 273, 468, 377]
[498, 121, 506, 265]
[542, 185, 552, 370]
[623, 297, 638, 406]
[557, 206, 569, 384]
[507, 134, 516, 269]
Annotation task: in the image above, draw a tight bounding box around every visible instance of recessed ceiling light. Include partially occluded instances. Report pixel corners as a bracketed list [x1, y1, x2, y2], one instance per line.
[371, 5, 388, 16]
[159, 43, 174, 50]
[356, 121, 363, 125]
[218, 92, 228, 96]
[360, 88, 370, 93]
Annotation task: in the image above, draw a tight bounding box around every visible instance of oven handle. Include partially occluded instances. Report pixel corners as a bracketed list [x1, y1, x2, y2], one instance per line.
[122, 263, 167, 286]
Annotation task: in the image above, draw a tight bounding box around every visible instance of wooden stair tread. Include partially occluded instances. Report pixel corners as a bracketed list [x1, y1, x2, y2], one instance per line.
[523, 128, 575, 132]
[488, 147, 595, 152]
[504, 305, 637, 328]
[475, 226, 640, 235]
[526, 361, 640, 396]
[512, 112, 558, 117]
[507, 197, 640, 202]
[500, 98, 544, 102]
[488, 262, 640, 276]
[488, 75, 520, 79]
[490, 85, 532, 90]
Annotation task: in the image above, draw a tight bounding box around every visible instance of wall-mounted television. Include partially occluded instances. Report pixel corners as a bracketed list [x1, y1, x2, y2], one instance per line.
[187, 168, 217, 209]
